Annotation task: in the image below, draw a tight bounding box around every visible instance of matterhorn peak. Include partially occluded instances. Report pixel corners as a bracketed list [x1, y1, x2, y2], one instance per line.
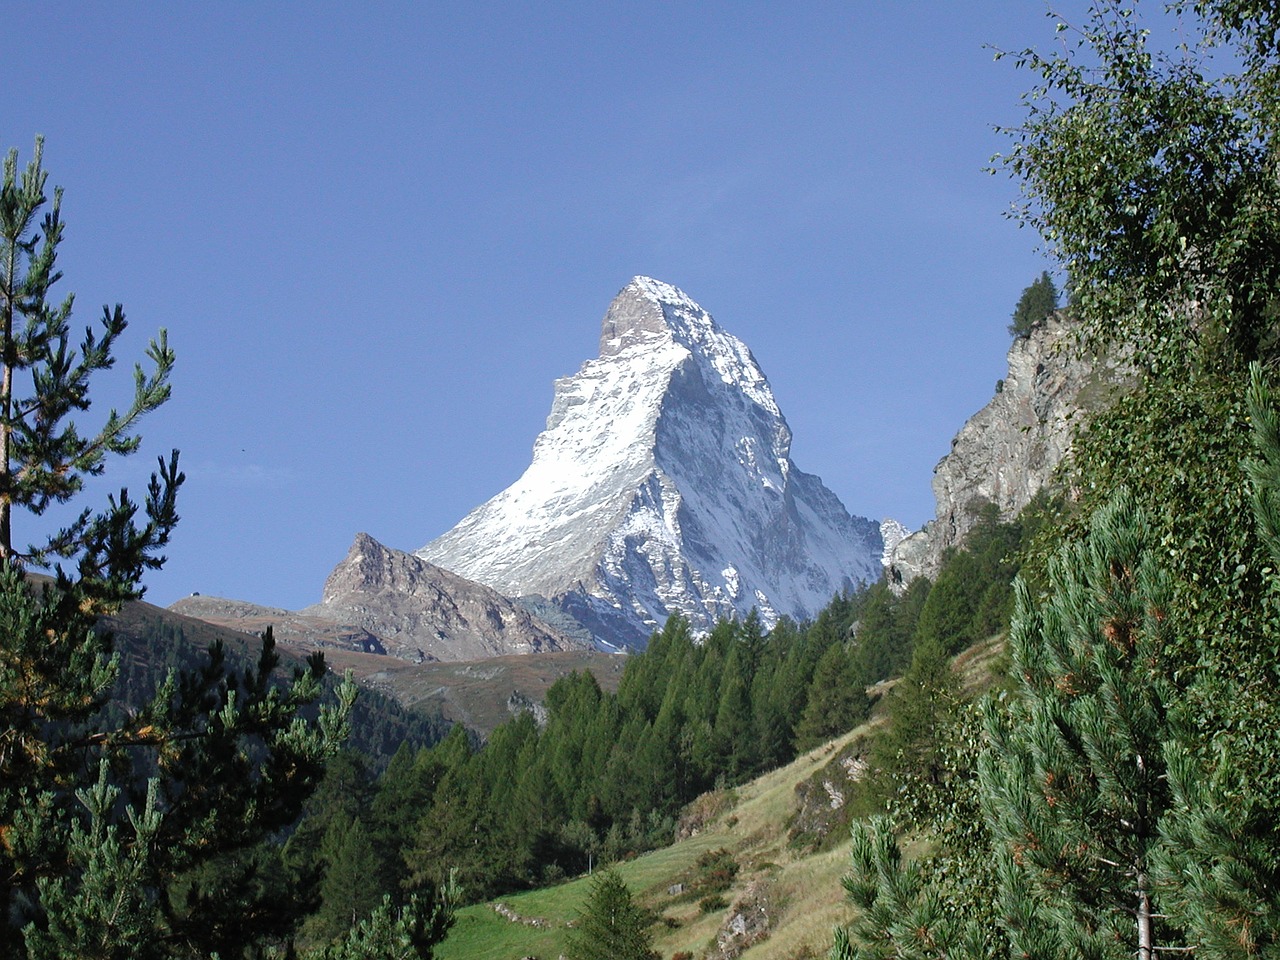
[599, 278, 779, 419]
[419, 278, 884, 647]
[600, 276, 712, 355]
[598, 276, 682, 356]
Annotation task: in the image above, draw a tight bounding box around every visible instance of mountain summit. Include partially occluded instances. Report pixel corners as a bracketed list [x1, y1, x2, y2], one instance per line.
[419, 277, 884, 647]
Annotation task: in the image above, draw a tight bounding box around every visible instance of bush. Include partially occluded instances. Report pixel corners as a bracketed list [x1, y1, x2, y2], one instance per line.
[699, 895, 729, 914]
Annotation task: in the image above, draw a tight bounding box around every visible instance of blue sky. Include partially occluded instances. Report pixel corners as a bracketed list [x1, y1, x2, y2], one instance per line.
[8, 2, 1072, 610]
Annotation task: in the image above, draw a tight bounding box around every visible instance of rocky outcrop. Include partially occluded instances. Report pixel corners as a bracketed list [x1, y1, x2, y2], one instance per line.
[420, 277, 885, 647]
[790, 736, 871, 847]
[301, 532, 587, 662]
[709, 878, 776, 960]
[891, 315, 1132, 584]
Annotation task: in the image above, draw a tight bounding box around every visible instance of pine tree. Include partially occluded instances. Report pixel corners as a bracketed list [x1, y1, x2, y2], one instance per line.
[831, 370, 1280, 960]
[829, 817, 975, 960]
[1008, 271, 1059, 337]
[305, 815, 385, 945]
[978, 492, 1178, 960]
[867, 634, 958, 805]
[794, 643, 869, 752]
[0, 140, 364, 958]
[307, 882, 457, 960]
[567, 870, 658, 960]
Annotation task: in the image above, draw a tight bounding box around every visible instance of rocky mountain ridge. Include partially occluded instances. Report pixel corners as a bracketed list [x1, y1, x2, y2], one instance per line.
[171, 533, 587, 663]
[301, 533, 587, 661]
[167, 594, 389, 654]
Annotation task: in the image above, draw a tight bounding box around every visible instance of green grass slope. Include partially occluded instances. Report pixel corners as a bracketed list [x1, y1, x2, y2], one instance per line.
[435, 723, 872, 960]
[434, 632, 1006, 960]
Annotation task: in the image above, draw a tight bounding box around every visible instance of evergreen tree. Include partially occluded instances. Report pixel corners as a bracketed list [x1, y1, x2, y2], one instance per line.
[1001, 0, 1280, 885]
[0, 141, 395, 958]
[1008, 271, 1059, 337]
[285, 751, 375, 881]
[979, 493, 1178, 960]
[830, 816, 977, 960]
[710, 641, 753, 778]
[831, 374, 1280, 960]
[304, 815, 385, 946]
[308, 885, 456, 960]
[567, 870, 658, 960]
[848, 581, 905, 683]
[867, 634, 959, 805]
[794, 643, 869, 752]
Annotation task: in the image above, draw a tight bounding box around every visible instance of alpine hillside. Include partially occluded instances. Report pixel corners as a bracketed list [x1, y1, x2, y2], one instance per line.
[420, 277, 886, 648]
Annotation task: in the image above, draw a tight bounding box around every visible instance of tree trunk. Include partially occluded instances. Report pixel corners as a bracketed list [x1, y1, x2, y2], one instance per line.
[1137, 873, 1153, 960]
[0, 251, 13, 560]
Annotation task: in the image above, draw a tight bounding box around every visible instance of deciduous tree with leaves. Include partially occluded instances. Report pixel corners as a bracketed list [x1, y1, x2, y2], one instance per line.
[833, 8, 1280, 956]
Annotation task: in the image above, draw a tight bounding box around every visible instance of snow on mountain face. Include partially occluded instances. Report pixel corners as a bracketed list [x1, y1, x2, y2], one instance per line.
[878, 519, 912, 567]
[418, 277, 884, 647]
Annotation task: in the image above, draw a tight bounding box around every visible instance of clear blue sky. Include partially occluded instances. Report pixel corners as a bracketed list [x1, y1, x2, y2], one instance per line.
[8, 2, 1072, 610]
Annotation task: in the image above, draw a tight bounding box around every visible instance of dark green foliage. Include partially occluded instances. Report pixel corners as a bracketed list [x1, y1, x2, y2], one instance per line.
[698, 894, 728, 914]
[866, 636, 959, 807]
[834, 7, 1280, 957]
[914, 504, 1022, 656]
[285, 741, 459, 953]
[834, 383, 1280, 960]
[1000, 1, 1280, 834]
[0, 140, 185, 958]
[689, 848, 739, 897]
[1137, 363, 1280, 959]
[0, 141, 434, 959]
[1008, 271, 1059, 337]
[833, 494, 1181, 960]
[368, 742, 444, 892]
[1153, 740, 1280, 960]
[1058, 366, 1280, 824]
[382, 596, 880, 904]
[567, 870, 658, 960]
[2, 610, 358, 957]
[371, 508, 1031, 908]
[830, 817, 970, 960]
[103, 611, 448, 772]
[284, 752, 373, 900]
[0, 139, 176, 583]
[856, 506, 1031, 813]
[794, 643, 869, 752]
[848, 580, 919, 683]
[306, 888, 456, 960]
[308, 816, 384, 944]
[982, 493, 1178, 959]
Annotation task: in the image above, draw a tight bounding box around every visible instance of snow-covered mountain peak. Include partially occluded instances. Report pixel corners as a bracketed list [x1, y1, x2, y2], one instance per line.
[420, 278, 884, 648]
[600, 276, 780, 419]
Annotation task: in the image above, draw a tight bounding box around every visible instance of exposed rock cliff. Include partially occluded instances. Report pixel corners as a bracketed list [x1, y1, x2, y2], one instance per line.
[890, 314, 1131, 583]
